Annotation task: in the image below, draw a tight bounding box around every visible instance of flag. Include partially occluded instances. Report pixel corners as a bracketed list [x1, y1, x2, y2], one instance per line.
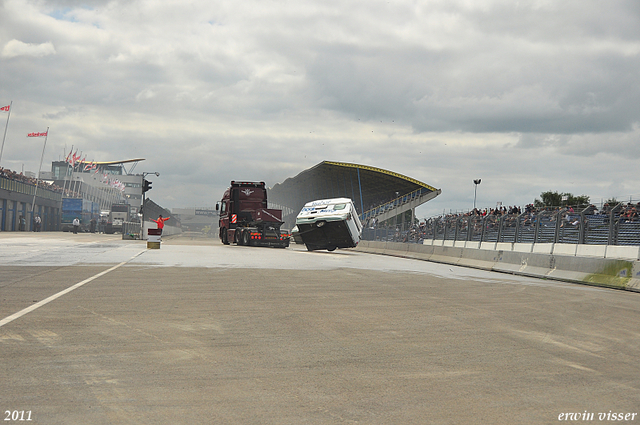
[27, 131, 48, 137]
[84, 161, 97, 172]
[0, 105, 10, 112]
[65, 148, 73, 164]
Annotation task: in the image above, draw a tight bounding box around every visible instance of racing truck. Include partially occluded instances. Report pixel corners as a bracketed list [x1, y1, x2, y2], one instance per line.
[216, 181, 290, 248]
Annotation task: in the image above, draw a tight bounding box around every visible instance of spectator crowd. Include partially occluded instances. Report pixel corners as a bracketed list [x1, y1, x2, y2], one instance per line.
[0, 166, 80, 197]
[365, 200, 640, 244]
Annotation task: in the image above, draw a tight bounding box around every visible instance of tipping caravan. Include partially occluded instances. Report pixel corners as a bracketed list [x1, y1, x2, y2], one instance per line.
[295, 198, 362, 251]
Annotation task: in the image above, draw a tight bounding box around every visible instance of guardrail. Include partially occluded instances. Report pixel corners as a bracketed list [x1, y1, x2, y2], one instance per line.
[362, 204, 640, 246]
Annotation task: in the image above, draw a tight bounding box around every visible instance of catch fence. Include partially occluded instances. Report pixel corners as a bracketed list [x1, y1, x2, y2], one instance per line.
[362, 204, 640, 246]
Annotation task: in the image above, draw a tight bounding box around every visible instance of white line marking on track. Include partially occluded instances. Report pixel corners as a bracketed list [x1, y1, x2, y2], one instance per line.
[0, 249, 147, 328]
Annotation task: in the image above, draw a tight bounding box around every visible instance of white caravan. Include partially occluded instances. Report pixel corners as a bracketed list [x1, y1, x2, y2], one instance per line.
[295, 198, 363, 251]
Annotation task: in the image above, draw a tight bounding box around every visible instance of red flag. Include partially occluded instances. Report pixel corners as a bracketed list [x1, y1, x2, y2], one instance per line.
[27, 131, 48, 137]
[0, 105, 10, 112]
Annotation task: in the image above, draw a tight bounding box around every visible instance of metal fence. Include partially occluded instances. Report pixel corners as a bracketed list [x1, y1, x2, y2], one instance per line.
[0, 176, 63, 201]
[122, 221, 141, 239]
[362, 204, 640, 246]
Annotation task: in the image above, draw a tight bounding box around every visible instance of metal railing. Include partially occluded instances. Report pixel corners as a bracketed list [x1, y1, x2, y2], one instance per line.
[362, 205, 640, 246]
[0, 176, 63, 201]
[122, 221, 141, 238]
[360, 187, 431, 222]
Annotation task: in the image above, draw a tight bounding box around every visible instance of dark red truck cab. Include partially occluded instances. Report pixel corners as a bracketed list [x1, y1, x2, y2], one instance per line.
[216, 181, 290, 248]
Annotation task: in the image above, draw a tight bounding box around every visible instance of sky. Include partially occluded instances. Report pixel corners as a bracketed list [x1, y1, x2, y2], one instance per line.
[1, 0, 639, 219]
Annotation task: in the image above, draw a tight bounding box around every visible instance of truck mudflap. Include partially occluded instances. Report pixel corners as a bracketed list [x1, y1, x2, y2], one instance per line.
[249, 231, 290, 248]
[297, 220, 358, 251]
[228, 227, 290, 248]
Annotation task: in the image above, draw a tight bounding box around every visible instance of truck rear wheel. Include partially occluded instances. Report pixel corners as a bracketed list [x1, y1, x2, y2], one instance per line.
[242, 230, 250, 246]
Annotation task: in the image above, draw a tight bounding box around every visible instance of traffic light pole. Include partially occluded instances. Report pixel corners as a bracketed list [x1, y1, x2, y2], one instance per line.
[141, 172, 159, 239]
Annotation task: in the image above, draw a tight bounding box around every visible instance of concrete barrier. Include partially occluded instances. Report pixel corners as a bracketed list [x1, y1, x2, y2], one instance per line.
[430, 245, 463, 265]
[480, 241, 496, 251]
[552, 243, 577, 256]
[513, 243, 533, 253]
[532, 243, 554, 255]
[457, 247, 500, 270]
[576, 244, 607, 258]
[605, 246, 640, 261]
[356, 240, 640, 293]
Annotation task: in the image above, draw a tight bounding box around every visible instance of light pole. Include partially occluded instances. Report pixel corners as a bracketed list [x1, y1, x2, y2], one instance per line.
[473, 179, 481, 211]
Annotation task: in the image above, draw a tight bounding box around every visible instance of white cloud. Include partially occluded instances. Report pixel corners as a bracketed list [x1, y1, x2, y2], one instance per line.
[0, 0, 639, 211]
[1, 39, 56, 58]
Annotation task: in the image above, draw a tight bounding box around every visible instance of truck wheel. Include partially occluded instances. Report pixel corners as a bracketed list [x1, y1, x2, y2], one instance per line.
[242, 230, 250, 246]
[222, 228, 230, 245]
[327, 246, 337, 252]
[234, 229, 241, 245]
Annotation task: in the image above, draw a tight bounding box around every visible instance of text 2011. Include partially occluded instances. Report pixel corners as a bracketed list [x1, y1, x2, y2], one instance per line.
[4, 411, 32, 421]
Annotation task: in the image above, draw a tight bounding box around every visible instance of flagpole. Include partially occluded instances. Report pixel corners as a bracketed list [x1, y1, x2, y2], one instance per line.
[31, 127, 49, 223]
[63, 145, 73, 197]
[0, 101, 13, 166]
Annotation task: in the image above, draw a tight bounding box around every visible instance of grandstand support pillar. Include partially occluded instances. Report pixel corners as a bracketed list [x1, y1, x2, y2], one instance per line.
[356, 167, 364, 216]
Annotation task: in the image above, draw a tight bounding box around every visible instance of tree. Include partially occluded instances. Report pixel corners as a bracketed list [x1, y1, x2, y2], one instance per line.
[605, 198, 621, 207]
[534, 191, 590, 208]
[535, 191, 562, 208]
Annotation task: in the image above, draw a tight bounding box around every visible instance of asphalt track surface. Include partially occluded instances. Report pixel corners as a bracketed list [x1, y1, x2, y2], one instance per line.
[1, 232, 639, 425]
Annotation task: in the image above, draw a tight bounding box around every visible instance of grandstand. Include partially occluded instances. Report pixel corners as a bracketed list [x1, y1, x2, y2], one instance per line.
[268, 161, 441, 230]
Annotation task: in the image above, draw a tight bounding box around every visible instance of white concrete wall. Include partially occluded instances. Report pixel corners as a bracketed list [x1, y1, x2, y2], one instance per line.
[361, 240, 640, 292]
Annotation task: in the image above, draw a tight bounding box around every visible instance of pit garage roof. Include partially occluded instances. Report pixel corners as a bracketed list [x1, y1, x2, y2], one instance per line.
[268, 161, 440, 227]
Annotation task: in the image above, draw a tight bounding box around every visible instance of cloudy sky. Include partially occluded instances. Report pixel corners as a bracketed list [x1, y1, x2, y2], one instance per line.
[1, 0, 639, 218]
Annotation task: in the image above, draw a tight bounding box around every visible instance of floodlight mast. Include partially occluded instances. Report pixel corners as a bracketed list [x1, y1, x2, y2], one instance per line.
[473, 179, 481, 210]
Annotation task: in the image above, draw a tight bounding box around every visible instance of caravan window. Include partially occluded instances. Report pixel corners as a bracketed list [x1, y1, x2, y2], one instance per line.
[333, 203, 346, 210]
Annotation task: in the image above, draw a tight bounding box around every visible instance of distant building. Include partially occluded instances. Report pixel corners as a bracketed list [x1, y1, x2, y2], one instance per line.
[43, 159, 145, 214]
[0, 167, 62, 231]
[171, 207, 217, 233]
